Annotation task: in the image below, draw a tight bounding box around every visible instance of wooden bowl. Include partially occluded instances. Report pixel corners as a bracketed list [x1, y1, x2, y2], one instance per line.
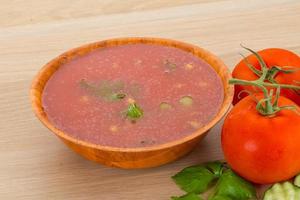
[30, 37, 234, 169]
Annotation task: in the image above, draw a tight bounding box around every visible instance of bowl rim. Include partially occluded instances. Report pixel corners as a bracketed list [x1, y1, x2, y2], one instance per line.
[30, 37, 234, 153]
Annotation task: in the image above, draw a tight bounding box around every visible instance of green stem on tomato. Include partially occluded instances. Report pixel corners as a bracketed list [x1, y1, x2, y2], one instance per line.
[230, 79, 300, 91]
[229, 78, 299, 116]
[230, 78, 272, 114]
[239, 53, 262, 77]
[232, 46, 300, 116]
[240, 44, 269, 81]
[240, 45, 300, 93]
[262, 82, 300, 90]
[273, 87, 280, 108]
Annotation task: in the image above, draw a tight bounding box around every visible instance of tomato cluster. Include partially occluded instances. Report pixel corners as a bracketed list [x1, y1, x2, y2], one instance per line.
[232, 48, 300, 105]
[221, 48, 300, 184]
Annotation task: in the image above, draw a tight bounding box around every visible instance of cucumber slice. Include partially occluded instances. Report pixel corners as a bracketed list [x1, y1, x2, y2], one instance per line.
[160, 102, 172, 110]
[179, 96, 193, 106]
[295, 174, 300, 187]
[263, 182, 300, 200]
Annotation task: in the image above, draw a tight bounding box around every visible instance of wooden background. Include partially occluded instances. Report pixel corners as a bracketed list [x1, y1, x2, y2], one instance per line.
[1, 0, 300, 199]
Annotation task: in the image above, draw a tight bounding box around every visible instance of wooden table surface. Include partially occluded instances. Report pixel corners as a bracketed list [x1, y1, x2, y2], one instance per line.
[1, 0, 300, 199]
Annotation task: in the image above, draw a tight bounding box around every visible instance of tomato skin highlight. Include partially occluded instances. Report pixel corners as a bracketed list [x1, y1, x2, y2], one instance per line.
[232, 48, 300, 105]
[221, 94, 300, 184]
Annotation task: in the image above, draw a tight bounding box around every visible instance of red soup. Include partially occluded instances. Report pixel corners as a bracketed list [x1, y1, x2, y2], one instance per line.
[42, 44, 224, 148]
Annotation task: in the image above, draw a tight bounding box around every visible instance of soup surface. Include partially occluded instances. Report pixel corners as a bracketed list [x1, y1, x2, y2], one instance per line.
[42, 44, 224, 148]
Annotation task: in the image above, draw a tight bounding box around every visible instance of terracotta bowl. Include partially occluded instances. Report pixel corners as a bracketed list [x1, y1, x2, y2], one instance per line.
[30, 37, 234, 169]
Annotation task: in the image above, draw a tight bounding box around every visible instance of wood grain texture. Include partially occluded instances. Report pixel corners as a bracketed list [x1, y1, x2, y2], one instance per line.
[0, 0, 220, 27]
[1, 0, 300, 199]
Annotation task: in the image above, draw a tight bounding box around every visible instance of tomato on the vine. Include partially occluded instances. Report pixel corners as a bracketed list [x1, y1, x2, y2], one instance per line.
[232, 48, 300, 105]
[222, 94, 300, 184]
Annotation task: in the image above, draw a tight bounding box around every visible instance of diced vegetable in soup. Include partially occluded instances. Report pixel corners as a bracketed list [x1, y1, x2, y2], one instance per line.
[42, 44, 224, 148]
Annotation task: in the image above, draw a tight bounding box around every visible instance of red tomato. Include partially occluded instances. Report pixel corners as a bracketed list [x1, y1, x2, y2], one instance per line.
[232, 48, 300, 105]
[222, 94, 300, 184]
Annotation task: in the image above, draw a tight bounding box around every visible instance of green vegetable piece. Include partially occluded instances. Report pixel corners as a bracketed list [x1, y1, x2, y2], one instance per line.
[209, 169, 256, 200]
[295, 174, 300, 187]
[172, 161, 224, 194]
[263, 182, 300, 200]
[160, 102, 173, 110]
[126, 103, 143, 120]
[179, 96, 193, 106]
[111, 93, 126, 100]
[171, 193, 202, 200]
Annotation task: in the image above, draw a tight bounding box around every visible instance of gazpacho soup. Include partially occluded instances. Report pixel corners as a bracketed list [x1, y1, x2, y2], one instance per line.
[42, 43, 224, 148]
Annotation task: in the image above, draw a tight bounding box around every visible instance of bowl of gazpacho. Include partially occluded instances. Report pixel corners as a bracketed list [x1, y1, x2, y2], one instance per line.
[31, 37, 233, 169]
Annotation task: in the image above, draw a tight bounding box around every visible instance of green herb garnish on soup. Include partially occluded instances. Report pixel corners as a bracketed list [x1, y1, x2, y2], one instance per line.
[126, 103, 143, 121]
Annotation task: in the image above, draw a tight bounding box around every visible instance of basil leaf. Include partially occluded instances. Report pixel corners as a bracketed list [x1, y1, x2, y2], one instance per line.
[205, 161, 224, 177]
[172, 161, 224, 194]
[171, 193, 202, 200]
[209, 169, 256, 200]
